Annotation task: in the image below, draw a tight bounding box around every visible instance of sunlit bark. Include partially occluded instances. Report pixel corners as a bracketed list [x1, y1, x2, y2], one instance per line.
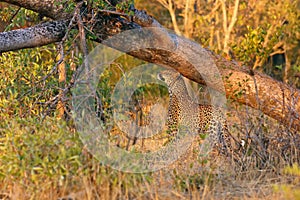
[1, 0, 299, 131]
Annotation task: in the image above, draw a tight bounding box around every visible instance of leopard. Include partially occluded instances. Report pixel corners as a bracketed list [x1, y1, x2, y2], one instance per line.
[157, 69, 233, 156]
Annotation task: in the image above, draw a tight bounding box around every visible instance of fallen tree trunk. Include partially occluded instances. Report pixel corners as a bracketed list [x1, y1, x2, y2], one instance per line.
[0, 0, 299, 131]
[103, 27, 300, 131]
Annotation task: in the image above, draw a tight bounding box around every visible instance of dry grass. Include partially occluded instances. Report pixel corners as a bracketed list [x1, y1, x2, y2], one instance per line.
[1, 87, 300, 200]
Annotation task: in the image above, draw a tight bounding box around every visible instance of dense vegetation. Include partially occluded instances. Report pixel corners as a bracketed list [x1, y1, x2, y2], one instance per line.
[0, 0, 299, 199]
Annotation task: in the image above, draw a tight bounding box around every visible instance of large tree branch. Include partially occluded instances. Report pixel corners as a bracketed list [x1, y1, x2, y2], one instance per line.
[0, 20, 66, 52]
[1, 0, 68, 19]
[103, 28, 300, 131]
[1, 0, 127, 19]
[1, 0, 299, 131]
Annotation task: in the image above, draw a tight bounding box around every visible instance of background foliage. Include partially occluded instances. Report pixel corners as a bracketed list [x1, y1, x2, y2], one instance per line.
[0, 0, 299, 199]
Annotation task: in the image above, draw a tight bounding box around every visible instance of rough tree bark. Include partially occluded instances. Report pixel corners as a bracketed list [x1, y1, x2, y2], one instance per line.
[0, 0, 299, 131]
[0, 20, 66, 52]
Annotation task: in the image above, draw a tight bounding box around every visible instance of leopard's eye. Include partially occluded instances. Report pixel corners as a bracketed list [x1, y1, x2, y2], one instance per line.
[158, 73, 165, 81]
